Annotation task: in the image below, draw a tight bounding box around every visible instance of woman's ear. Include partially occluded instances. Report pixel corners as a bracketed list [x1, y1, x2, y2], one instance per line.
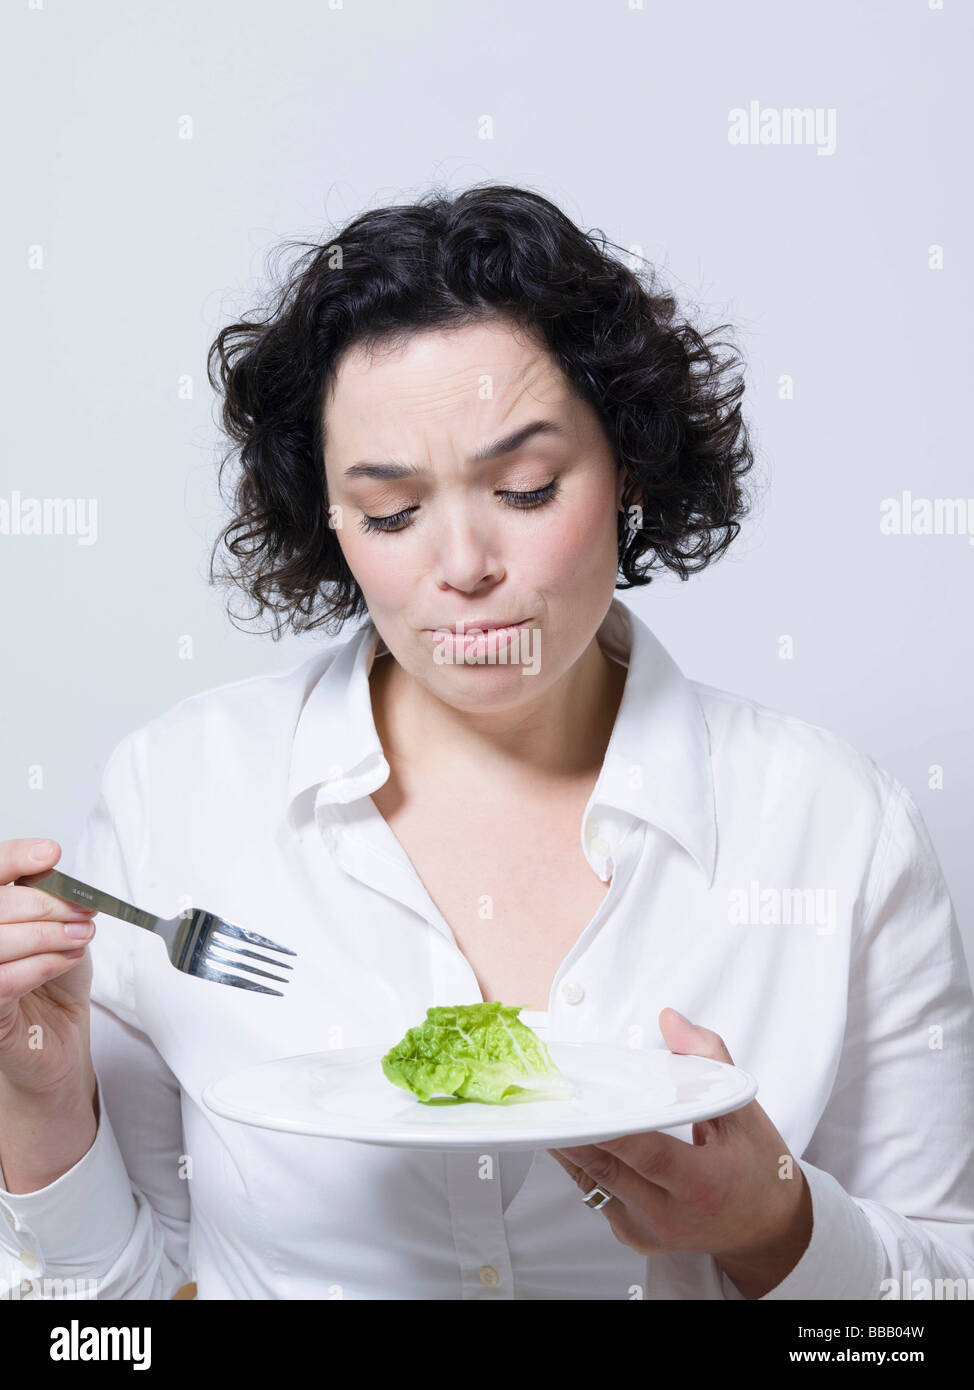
[617, 468, 642, 520]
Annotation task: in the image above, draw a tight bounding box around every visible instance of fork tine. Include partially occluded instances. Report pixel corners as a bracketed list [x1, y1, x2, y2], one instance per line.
[211, 919, 297, 956]
[209, 940, 294, 972]
[203, 944, 291, 985]
[193, 961, 285, 997]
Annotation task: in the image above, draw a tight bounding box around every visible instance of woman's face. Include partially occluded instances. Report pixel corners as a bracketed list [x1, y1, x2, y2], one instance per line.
[322, 316, 626, 712]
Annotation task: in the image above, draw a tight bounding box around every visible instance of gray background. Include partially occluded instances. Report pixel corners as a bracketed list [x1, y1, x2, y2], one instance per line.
[2, 0, 971, 969]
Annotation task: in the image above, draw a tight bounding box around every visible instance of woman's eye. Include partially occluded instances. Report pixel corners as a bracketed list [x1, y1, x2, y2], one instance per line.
[359, 506, 417, 534]
[499, 479, 559, 508]
[358, 479, 559, 535]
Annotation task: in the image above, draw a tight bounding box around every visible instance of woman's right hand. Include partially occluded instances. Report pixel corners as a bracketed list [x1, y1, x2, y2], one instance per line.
[0, 838, 99, 1094]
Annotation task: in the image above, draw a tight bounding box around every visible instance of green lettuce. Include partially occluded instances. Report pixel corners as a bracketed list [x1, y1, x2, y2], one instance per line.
[381, 1002, 573, 1104]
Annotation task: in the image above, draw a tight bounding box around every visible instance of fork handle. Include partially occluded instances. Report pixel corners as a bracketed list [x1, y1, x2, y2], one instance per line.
[15, 868, 159, 932]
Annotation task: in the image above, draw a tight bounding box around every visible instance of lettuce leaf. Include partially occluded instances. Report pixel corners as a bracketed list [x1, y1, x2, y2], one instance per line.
[381, 1002, 573, 1104]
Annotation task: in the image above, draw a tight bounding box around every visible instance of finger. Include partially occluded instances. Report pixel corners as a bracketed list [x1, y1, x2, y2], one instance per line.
[0, 884, 97, 926]
[0, 837, 62, 885]
[658, 1008, 759, 1138]
[547, 1147, 624, 1206]
[0, 947, 90, 1011]
[589, 1130, 702, 1196]
[658, 1007, 735, 1066]
[0, 916, 97, 966]
[549, 1144, 671, 1211]
[547, 1146, 673, 1254]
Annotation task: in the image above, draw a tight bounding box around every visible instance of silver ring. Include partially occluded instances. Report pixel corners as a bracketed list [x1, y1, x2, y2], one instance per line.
[581, 1184, 612, 1211]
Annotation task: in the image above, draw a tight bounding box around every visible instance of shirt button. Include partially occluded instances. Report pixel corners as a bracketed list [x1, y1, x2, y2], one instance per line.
[560, 981, 585, 1005]
[478, 1265, 500, 1287]
[18, 1250, 38, 1269]
[592, 836, 611, 857]
[2, 1210, 14, 1227]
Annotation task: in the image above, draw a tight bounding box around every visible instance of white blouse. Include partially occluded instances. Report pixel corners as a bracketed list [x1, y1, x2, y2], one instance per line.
[2, 597, 973, 1300]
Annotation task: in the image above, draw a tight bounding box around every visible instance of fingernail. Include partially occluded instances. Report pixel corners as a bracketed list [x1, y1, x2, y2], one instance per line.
[29, 840, 55, 862]
[64, 921, 94, 940]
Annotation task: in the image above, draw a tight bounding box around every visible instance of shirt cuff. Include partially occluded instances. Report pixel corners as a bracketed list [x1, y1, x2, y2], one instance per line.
[0, 1073, 140, 1278]
[720, 1158, 888, 1300]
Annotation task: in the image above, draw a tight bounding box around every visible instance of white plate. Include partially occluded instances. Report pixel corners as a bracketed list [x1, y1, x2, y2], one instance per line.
[202, 1043, 758, 1150]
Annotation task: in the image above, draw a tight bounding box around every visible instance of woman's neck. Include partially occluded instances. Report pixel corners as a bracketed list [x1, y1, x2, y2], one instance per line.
[368, 633, 628, 791]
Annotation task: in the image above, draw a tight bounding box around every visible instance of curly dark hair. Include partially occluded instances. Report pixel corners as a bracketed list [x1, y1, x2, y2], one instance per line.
[207, 182, 757, 639]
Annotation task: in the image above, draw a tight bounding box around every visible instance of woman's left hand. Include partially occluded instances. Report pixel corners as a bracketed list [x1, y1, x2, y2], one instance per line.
[547, 1007, 814, 1299]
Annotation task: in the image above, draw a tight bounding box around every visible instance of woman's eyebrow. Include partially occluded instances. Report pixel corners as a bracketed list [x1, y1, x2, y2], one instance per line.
[343, 419, 566, 480]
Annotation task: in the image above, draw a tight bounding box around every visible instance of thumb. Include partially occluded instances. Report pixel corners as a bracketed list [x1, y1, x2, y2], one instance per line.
[658, 1007, 735, 1067]
[659, 1008, 742, 1146]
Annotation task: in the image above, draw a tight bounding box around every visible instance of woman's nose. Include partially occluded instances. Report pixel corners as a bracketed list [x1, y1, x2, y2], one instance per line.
[431, 511, 505, 593]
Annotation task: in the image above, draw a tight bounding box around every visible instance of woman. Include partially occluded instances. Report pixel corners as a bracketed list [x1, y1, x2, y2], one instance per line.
[1, 184, 972, 1301]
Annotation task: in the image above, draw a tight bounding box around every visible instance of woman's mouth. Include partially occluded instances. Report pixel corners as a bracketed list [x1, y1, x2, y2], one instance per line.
[426, 619, 531, 659]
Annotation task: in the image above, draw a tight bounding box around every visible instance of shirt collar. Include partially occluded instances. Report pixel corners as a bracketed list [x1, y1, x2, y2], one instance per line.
[287, 598, 716, 884]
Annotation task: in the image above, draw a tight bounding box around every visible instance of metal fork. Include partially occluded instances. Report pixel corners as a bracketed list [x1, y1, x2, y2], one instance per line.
[15, 867, 297, 997]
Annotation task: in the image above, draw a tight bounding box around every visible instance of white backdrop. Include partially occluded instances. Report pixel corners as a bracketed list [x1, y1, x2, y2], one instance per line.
[2, 0, 971, 972]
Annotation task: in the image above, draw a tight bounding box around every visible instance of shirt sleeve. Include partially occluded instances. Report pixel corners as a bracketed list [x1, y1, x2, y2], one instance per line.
[0, 730, 193, 1300]
[723, 776, 974, 1301]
